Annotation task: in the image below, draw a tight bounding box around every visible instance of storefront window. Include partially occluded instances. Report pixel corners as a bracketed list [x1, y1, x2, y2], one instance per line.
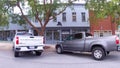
[54, 31, 60, 40]
[100, 32, 103, 37]
[0, 31, 15, 41]
[46, 30, 60, 43]
[46, 31, 52, 40]
[72, 30, 81, 33]
[62, 30, 70, 41]
[94, 31, 99, 37]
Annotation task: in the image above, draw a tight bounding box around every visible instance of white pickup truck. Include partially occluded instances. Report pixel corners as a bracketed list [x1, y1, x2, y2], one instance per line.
[13, 32, 44, 57]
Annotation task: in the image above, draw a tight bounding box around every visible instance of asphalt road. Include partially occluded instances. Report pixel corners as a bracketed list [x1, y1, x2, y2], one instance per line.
[0, 42, 120, 68]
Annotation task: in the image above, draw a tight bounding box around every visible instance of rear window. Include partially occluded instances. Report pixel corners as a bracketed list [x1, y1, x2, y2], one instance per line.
[17, 33, 32, 36]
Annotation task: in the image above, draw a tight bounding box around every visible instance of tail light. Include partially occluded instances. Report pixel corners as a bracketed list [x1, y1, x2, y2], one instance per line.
[116, 36, 119, 45]
[16, 37, 19, 45]
[43, 37, 45, 44]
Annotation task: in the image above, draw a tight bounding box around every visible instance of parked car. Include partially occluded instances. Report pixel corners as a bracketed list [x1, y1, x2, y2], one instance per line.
[13, 32, 44, 57]
[56, 32, 120, 60]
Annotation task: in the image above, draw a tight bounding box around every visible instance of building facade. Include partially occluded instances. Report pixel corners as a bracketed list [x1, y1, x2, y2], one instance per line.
[30, 4, 90, 44]
[89, 11, 117, 37]
[0, 4, 90, 44]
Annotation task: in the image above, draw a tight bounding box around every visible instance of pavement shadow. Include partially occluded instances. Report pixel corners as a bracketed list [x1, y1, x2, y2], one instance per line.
[103, 52, 120, 61]
[62, 52, 92, 59]
[63, 52, 120, 61]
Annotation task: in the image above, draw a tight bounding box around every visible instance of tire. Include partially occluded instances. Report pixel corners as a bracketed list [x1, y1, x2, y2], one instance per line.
[14, 51, 20, 57]
[92, 47, 105, 60]
[36, 51, 42, 56]
[56, 46, 63, 54]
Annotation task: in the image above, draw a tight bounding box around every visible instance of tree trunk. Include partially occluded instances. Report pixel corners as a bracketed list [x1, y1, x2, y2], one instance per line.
[39, 26, 46, 36]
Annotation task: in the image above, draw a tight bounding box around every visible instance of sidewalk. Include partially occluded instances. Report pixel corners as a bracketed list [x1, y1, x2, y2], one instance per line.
[0, 41, 12, 50]
[44, 44, 55, 52]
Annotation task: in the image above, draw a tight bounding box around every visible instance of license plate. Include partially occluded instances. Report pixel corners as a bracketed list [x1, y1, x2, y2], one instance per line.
[29, 46, 35, 49]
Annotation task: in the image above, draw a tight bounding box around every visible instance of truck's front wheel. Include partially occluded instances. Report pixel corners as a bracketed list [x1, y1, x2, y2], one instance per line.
[56, 46, 63, 54]
[92, 47, 105, 60]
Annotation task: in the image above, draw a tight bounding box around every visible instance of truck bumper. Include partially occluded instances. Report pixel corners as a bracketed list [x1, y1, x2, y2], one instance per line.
[14, 46, 44, 52]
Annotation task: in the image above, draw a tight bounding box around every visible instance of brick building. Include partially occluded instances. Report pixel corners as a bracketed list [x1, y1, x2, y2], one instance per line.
[89, 11, 117, 37]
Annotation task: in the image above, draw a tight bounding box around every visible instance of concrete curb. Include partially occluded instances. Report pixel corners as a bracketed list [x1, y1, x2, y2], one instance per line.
[44, 44, 56, 52]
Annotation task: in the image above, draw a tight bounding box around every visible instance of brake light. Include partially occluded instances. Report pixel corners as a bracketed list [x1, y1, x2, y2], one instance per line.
[43, 37, 45, 44]
[16, 37, 19, 45]
[116, 36, 119, 45]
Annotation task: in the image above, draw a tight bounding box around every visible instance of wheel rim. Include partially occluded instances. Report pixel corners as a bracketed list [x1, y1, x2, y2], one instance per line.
[94, 50, 102, 59]
[57, 47, 61, 53]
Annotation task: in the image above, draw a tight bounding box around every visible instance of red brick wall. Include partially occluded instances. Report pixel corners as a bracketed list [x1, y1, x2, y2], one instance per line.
[89, 11, 117, 35]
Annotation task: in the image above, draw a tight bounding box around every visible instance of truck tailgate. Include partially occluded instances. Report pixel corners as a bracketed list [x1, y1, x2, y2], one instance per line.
[16, 36, 44, 46]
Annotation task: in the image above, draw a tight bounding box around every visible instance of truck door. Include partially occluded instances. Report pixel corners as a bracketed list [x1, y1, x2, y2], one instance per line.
[62, 35, 74, 50]
[63, 33, 85, 51]
[70, 33, 85, 51]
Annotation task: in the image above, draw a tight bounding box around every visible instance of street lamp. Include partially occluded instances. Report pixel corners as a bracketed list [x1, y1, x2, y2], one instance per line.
[57, 22, 62, 27]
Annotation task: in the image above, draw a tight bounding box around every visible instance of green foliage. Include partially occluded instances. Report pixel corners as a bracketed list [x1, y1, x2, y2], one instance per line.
[10, 14, 26, 25]
[86, 0, 120, 24]
[0, 0, 9, 27]
[0, 13, 9, 26]
[27, 0, 70, 22]
[0, 0, 74, 26]
[0, 0, 21, 26]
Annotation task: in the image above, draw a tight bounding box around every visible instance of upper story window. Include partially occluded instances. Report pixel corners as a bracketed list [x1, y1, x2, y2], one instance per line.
[53, 13, 57, 22]
[72, 12, 76, 22]
[53, 17, 57, 22]
[81, 12, 86, 22]
[62, 12, 66, 22]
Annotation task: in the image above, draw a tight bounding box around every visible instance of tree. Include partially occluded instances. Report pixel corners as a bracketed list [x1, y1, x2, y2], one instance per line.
[0, 0, 76, 36]
[86, 0, 120, 25]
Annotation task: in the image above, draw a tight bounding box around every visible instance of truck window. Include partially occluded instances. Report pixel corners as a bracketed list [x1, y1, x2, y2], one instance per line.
[65, 33, 83, 40]
[74, 33, 82, 39]
[85, 33, 93, 37]
[17, 33, 32, 36]
[65, 35, 74, 40]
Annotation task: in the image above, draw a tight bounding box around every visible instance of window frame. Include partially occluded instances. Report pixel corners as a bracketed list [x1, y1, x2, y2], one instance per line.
[81, 12, 86, 22]
[62, 12, 66, 22]
[53, 12, 57, 22]
[72, 12, 77, 22]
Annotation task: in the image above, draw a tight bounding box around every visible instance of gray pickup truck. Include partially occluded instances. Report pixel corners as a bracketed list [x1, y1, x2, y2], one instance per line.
[56, 32, 120, 60]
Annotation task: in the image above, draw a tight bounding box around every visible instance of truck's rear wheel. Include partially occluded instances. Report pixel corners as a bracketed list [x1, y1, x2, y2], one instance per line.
[92, 47, 105, 60]
[35, 51, 42, 56]
[14, 51, 20, 57]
